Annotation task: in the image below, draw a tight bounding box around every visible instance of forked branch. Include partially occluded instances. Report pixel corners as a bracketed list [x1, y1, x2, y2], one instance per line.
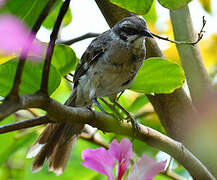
[152, 16, 206, 46]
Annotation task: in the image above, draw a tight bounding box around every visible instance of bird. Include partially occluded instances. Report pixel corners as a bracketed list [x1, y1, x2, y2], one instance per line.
[26, 16, 153, 175]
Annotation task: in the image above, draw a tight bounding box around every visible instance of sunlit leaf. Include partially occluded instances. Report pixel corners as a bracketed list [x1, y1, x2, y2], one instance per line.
[130, 58, 185, 94]
[43, 1, 72, 29]
[158, 0, 192, 10]
[143, 0, 157, 24]
[127, 95, 149, 113]
[50, 78, 71, 104]
[109, 0, 154, 14]
[0, 59, 61, 97]
[0, 54, 16, 64]
[52, 44, 77, 76]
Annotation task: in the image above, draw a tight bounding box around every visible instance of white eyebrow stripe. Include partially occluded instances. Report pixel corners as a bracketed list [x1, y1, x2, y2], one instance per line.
[119, 20, 132, 27]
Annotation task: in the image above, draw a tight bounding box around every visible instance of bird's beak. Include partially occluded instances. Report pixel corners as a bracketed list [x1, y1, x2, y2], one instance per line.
[141, 29, 154, 38]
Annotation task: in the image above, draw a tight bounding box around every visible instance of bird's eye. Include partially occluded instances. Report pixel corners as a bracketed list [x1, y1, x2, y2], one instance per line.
[121, 26, 138, 35]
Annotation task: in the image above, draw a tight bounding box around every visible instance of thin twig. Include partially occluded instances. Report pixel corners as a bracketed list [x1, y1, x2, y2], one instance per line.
[27, 108, 40, 117]
[64, 75, 73, 83]
[8, 57, 27, 98]
[152, 16, 206, 46]
[81, 127, 109, 149]
[134, 110, 155, 119]
[7, 0, 57, 99]
[0, 116, 49, 134]
[81, 134, 109, 149]
[161, 170, 187, 180]
[40, 0, 71, 93]
[58, 33, 100, 45]
[32, 0, 58, 33]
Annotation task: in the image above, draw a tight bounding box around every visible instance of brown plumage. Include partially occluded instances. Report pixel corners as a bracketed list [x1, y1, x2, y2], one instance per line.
[27, 16, 152, 175]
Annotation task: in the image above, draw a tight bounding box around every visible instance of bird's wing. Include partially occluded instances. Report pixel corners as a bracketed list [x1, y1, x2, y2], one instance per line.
[73, 30, 111, 85]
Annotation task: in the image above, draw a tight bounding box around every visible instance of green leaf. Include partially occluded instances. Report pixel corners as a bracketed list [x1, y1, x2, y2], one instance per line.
[158, 0, 192, 10]
[0, 0, 57, 28]
[43, 1, 72, 29]
[0, 132, 37, 166]
[109, 0, 154, 15]
[130, 58, 185, 94]
[52, 44, 78, 76]
[0, 59, 61, 97]
[143, 0, 157, 24]
[128, 95, 149, 113]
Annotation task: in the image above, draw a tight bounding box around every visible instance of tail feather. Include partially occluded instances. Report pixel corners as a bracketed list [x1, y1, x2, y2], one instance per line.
[30, 124, 65, 172]
[27, 123, 84, 175]
[48, 136, 78, 175]
[28, 87, 85, 175]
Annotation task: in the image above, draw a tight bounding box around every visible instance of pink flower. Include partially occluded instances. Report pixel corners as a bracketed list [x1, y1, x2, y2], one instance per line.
[0, 14, 44, 60]
[0, 0, 6, 8]
[108, 138, 133, 180]
[81, 147, 115, 180]
[128, 155, 167, 180]
[81, 138, 166, 180]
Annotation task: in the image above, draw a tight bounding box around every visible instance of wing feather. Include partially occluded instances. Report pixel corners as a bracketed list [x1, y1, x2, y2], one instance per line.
[73, 30, 112, 84]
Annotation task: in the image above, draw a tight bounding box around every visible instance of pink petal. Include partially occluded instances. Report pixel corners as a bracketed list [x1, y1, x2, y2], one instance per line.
[81, 147, 115, 180]
[0, 0, 5, 8]
[109, 138, 133, 161]
[0, 14, 44, 60]
[128, 155, 167, 180]
[108, 138, 133, 180]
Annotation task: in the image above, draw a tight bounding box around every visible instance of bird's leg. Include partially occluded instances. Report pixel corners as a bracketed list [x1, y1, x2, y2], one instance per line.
[116, 90, 125, 102]
[100, 98, 124, 121]
[113, 101, 140, 138]
[90, 88, 107, 113]
[91, 98, 107, 113]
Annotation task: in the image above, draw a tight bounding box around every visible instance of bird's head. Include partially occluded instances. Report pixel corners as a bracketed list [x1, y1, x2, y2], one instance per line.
[112, 16, 153, 42]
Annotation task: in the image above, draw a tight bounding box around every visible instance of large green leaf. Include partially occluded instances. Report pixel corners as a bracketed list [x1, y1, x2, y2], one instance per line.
[43, 1, 72, 29]
[0, 59, 61, 97]
[143, 0, 157, 24]
[130, 58, 185, 94]
[158, 0, 192, 10]
[52, 44, 77, 76]
[0, 0, 58, 28]
[109, 0, 154, 14]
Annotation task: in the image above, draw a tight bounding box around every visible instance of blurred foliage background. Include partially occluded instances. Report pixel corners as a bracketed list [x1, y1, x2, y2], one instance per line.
[0, 0, 216, 179]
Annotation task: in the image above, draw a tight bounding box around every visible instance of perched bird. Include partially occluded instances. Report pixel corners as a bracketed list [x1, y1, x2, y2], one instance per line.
[27, 16, 153, 175]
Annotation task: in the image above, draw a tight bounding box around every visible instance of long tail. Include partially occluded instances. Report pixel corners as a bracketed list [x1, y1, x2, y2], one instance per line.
[27, 89, 84, 175]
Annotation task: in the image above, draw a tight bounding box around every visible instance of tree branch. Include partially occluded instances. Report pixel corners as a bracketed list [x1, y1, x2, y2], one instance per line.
[0, 94, 214, 179]
[40, 0, 71, 93]
[0, 94, 213, 179]
[170, 7, 212, 104]
[32, 0, 58, 33]
[58, 33, 100, 45]
[7, 0, 57, 99]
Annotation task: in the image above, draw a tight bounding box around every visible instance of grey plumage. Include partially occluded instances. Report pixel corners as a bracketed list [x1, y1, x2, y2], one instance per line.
[27, 16, 153, 175]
